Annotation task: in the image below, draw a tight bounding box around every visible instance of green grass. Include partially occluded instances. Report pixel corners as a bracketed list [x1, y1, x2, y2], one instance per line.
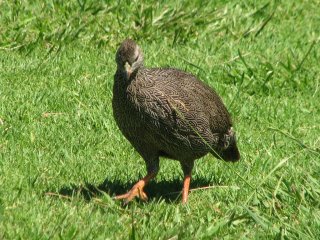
[1, 0, 320, 239]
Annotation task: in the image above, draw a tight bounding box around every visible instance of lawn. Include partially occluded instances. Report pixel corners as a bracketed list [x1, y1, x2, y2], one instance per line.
[0, 0, 319, 239]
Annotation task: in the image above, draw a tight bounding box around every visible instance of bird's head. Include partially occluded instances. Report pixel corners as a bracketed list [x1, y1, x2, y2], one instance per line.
[212, 127, 240, 162]
[116, 39, 144, 80]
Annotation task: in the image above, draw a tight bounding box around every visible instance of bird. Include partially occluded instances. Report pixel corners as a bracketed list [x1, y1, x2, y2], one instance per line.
[112, 39, 240, 204]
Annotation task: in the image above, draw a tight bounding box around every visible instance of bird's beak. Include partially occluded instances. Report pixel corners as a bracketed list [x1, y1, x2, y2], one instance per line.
[124, 62, 132, 79]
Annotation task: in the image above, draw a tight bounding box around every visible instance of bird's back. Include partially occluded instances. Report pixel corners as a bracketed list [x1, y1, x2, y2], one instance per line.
[113, 67, 233, 161]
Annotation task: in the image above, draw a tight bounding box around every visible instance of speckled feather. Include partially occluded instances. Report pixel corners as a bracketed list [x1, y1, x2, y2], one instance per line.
[112, 39, 240, 176]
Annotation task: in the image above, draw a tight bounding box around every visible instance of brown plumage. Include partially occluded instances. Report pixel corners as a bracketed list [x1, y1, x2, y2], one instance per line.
[112, 39, 240, 204]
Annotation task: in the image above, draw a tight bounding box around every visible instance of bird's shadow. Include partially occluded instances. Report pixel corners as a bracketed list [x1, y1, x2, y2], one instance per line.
[56, 177, 214, 204]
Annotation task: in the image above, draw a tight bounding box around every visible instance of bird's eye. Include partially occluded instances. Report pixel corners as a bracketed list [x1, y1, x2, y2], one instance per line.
[134, 55, 139, 62]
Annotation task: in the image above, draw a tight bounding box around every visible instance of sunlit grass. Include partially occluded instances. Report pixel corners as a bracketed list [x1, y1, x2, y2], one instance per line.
[0, 0, 319, 239]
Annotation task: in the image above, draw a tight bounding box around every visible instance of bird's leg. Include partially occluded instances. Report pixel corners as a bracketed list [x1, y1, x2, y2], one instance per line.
[114, 173, 156, 204]
[182, 174, 191, 203]
[114, 157, 159, 204]
[180, 161, 194, 204]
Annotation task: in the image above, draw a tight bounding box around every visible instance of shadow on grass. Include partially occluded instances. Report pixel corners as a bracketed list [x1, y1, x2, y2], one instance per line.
[55, 177, 214, 203]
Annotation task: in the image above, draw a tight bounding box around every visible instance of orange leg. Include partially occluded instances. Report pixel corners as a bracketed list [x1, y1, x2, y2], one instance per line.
[114, 173, 156, 204]
[182, 175, 191, 204]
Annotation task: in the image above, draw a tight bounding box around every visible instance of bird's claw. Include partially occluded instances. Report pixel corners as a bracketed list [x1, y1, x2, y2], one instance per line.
[114, 184, 148, 205]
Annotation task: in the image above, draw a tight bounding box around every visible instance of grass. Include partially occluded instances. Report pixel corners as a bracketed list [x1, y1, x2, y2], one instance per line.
[0, 0, 319, 239]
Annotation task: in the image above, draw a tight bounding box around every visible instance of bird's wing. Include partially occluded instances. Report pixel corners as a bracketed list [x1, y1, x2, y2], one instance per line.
[127, 69, 228, 140]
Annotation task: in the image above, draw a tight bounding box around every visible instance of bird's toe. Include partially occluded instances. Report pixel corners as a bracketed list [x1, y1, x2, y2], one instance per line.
[115, 184, 148, 205]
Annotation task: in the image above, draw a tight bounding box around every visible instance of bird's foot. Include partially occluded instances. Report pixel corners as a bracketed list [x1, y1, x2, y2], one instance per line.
[114, 181, 148, 205]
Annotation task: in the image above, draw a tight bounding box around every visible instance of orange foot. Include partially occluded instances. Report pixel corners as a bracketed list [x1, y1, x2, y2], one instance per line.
[114, 181, 148, 204]
[114, 172, 157, 205]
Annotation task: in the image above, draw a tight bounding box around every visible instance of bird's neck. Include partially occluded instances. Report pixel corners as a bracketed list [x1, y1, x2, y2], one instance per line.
[116, 66, 143, 83]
